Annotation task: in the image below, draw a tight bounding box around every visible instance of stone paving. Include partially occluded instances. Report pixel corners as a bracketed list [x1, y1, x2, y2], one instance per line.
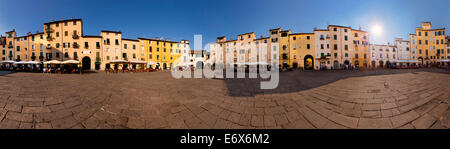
[0, 69, 449, 129]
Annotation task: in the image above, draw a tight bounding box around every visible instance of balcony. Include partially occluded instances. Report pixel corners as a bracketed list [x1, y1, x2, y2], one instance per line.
[47, 36, 54, 41]
[320, 37, 325, 40]
[72, 34, 79, 39]
[96, 46, 101, 49]
[46, 45, 52, 49]
[8, 45, 13, 48]
[282, 54, 288, 60]
[45, 28, 54, 33]
[73, 43, 80, 49]
[115, 42, 120, 45]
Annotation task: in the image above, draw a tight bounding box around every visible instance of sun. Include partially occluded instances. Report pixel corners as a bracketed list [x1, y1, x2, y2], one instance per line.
[372, 24, 382, 36]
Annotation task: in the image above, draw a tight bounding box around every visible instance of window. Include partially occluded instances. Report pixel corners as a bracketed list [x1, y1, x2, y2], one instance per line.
[345, 45, 348, 50]
[334, 53, 337, 58]
[334, 44, 338, 50]
[321, 44, 324, 49]
[149, 54, 152, 59]
[96, 42, 100, 48]
[56, 32, 59, 37]
[345, 53, 348, 57]
[307, 44, 310, 49]
[64, 22, 68, 26]
[124, 44, 128, 49]
[355, 33, 358, 37]
[74, 52, 78, 59]
[306, 36, 310, 40]
[293, 37, 296, 40]
[56, 43, 60, 48]
[344, 35, 348, 41]
[73, 21, 77, 25]
[115, 39, 119, 45]
[107, 56, 110, 60]
[85, 42, 88, 48]
[56, 52, 59, 58]
[16, 46, 20, 51]
[65, 31, 68, 36]
[344, 29, 348, 32]
[333, 28, 337, 31]
[334, 35, 337, 40]
[133, 45, 136, 50]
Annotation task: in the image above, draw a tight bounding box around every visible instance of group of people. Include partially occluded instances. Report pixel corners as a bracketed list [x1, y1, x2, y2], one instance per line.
[0, 64, 41, 72]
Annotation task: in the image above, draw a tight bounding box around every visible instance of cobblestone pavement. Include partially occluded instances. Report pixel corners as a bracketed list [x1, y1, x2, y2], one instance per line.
[0, 69, 449, 129]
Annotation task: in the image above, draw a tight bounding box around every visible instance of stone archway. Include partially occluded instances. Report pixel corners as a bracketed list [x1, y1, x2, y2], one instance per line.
[379, 60, 384, 68]
[82, 56, 91, 70]
[418, 57, 423, 65]
[304, 55, 314, 70]
[163, 63, 167, 69]
[333, 61, 339, 69]
[196, 61, 203, 69]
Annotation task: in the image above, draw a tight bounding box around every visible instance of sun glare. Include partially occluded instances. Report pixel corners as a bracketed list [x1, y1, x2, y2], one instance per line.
[372, 24, 382, 36]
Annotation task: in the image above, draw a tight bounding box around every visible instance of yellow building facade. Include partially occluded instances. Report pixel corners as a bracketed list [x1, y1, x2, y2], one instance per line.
[409, 22, 447, 65]
[1, 18, 187, 70]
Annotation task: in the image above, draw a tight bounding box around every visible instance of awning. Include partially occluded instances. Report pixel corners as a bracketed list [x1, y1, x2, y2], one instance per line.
[391, 60, 419, 63]
[130, 60, 147, 64]
[44, 60, 63, 64]
[62, 60, 80, 64]
[0, 60, 16, 64]
[13, 61, 28, 65]
[437, 60, 450, 63]
[27, 61, 41, 64]
[108, 60, 129, 64]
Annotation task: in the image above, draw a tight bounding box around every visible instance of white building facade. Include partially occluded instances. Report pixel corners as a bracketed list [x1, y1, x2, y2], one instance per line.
[394, 38, 411, 60]
[369, 44, 398, 68]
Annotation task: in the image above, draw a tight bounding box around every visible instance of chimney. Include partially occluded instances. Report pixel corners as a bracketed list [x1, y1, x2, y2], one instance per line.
[260, 35, 263, 38]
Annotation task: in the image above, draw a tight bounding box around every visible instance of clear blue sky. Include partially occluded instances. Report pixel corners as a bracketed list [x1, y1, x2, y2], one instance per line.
[1, 0, 449, 49]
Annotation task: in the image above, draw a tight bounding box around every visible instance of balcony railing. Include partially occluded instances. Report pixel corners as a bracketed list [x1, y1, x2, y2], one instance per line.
[46, 46, 52, 49]
[47, 36, 54, 41]
[8, 45, 13, 48]
[72, 34, 79, 39]
[73, 43, 80, 49]
[96, 46, 101, 49]
[45, 28, 54, 33]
